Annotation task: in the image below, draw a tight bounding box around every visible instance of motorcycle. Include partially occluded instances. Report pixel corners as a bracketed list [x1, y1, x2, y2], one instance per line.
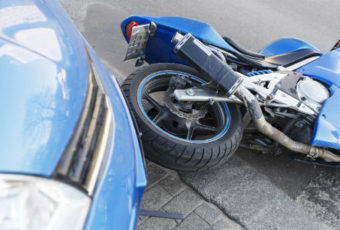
[120, 16, 340, 171]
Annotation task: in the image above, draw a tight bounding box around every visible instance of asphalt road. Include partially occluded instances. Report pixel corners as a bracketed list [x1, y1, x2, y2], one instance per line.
[60, 0, 340, 229]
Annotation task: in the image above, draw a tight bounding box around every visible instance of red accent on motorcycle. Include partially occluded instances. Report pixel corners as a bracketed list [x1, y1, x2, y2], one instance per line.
[126, 21, 139, 40]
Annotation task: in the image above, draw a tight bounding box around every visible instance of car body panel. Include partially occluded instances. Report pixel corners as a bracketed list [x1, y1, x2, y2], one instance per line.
[0, 1, 146, 229]
[0, 0, 88, 176]
[121, 16, 238, 65]
[84, 43, 146, 230]
[260, 38, 321, 58]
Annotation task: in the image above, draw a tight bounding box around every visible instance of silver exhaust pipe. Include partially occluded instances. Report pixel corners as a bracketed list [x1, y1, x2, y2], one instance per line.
[236, 86, 340, 162]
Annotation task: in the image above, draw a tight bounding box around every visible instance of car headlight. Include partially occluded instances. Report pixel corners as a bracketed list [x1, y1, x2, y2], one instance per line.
[0, 174, 90, 230]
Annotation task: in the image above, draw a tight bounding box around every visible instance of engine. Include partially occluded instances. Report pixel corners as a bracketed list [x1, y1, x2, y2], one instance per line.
[246, 71, 331, 149]
[270, 72, 330, 115]
[296, 78, 330, 112]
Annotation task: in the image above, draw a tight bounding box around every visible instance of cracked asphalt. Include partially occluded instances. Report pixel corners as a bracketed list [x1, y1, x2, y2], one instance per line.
[60, 0, 340, 229]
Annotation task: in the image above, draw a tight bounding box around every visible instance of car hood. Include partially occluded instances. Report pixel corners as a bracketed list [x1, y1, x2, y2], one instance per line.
[0, 0, 89, 176]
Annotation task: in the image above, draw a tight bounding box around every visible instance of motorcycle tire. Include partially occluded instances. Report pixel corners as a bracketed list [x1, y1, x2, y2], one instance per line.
[122, 63, 242, 171]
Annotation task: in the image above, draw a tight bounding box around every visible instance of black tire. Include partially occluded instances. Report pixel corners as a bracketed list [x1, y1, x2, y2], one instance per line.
[122, 63, 243, 171]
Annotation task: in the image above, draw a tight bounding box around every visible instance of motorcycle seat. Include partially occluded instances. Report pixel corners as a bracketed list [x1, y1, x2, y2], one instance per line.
[264, 49, 321, 67]
[223, 36, 322, 69]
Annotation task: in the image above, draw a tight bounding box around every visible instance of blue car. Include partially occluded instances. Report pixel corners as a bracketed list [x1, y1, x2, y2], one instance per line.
[0, 1, 146, 229]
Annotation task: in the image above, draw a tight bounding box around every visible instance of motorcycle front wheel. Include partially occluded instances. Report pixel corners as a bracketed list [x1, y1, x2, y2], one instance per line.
[122, 63, 242, 171]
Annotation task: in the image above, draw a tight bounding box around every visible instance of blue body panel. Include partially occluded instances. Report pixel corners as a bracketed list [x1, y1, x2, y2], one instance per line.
[296, 49, 340, 149]
[84, 43, 146, 230]
[260, 38, 320, 58]
[121, 16, 237, 65]
[0, 1, 146, 229]
[297, 49, 340, 88]
[309, 85, 340, 149]
[0, 0, 88, 176]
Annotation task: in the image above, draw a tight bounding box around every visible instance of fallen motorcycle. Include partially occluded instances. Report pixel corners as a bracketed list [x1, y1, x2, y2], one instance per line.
[120, 16, 340, 171]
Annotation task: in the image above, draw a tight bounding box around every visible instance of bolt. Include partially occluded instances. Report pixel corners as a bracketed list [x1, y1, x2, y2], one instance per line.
[186, 89, 195, 96]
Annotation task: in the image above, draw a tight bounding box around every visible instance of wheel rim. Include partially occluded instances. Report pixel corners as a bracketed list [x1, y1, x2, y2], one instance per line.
[137, 71, 230, 143]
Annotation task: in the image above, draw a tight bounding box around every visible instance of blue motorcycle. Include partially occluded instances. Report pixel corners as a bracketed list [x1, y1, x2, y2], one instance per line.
[121, 16, 340, 171]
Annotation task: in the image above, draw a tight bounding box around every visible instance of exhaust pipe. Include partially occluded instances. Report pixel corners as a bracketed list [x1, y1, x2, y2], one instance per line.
[236, 86, 340, 162]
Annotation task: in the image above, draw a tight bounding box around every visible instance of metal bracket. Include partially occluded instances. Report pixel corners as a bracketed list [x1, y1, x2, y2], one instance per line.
[135, 56, 145, 67]
[173, 87, 242, 103]
[173, 71, 317, 116]
[139, 209, 184, 220]
[307, 147, 319, 160]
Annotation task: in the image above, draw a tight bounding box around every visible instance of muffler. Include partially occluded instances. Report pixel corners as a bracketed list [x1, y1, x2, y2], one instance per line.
[172, 33, 242, 96]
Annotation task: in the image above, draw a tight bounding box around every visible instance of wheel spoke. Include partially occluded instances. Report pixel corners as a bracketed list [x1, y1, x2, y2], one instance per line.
[186, 125, 195, 140]
[195, 122, 218, 133]
[152, 111, 167, 125]
[136, 71, 229, 143]
[143, 92, 162, 110]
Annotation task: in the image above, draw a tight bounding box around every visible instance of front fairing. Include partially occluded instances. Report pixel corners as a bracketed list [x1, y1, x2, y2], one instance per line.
[297, 49, 340, 88]
[297, 49, 340, 150]
[309, 85, 340, 149]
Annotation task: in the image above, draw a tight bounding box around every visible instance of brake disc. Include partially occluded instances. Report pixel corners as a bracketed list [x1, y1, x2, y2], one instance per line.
[164, 91, 208, 121]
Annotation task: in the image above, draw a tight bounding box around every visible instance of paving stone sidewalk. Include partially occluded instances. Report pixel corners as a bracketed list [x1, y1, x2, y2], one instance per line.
[138, 162, 243, 230]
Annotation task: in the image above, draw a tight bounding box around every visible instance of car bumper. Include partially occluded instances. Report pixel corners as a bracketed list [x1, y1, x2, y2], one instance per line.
[83, 43, 146, 230]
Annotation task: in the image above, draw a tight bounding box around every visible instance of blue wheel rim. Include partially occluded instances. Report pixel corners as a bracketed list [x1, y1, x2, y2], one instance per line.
[137, 71, 230, 143]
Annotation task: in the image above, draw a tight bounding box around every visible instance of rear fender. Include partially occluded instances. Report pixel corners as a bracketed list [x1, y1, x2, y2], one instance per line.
[121, 16, 237, 65]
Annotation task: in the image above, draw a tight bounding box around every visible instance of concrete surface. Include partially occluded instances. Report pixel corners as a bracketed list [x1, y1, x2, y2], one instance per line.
[138, 162, 242, 230]
[59, 0, 340, 229]
[181, 153, 334, 230]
